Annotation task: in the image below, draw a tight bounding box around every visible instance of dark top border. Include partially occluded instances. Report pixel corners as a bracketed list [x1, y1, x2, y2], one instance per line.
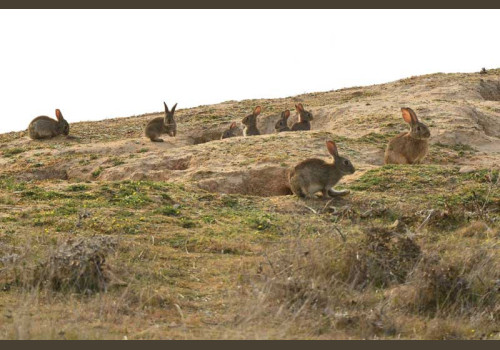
[1, 1, 500, 9]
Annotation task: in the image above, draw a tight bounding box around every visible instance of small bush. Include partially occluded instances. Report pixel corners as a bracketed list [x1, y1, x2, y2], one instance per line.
[180, 217, 196, 229]
[342, 227, 421, 289]
[156, 205, 180, 216]
[66, 184, 90, 192]
[409, 255, 470, 313]
[402, 247, 499, 315]
[247, 214, 274, 231]
[256, 226, 421, 316]
[91, 167, 102, 178]
[104, 182, 151, 207]
[32, 236, 118, 293]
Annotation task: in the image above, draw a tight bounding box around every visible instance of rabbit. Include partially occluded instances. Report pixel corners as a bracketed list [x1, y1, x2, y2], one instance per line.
[384, 107, 430, 165]
[291, 103, 313, 131]
[145, 102, 177, 142]
[289, 140, 355, 199]
[221, 122, 239, 139]
[241, 106, 261, 136]
[28, 109, 70, 140]
[275, 110, 291, 133]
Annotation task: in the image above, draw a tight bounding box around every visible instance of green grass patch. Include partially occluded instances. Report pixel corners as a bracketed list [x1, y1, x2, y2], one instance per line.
[156, 205, 181, 216]
[357, 132, 398, 146]
[350, 165, 457, 192]
[110, 157, 125, 167]
[21, 187, 68, 201]
[2, 148, 25, 157]
[0, 176, 27, 191]
[66, 184, 90, 192]
[91, 167, 103, 178]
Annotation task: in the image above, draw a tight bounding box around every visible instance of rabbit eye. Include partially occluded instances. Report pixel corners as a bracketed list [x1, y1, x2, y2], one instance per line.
[417, 126, 421, 131]
[343, 160, 349, 166]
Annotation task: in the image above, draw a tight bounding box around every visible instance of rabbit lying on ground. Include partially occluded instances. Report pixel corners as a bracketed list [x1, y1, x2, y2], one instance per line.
[28, 109, 69, 140]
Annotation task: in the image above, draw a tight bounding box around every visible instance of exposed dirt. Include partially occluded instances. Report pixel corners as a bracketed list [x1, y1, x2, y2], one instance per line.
[479, 79, 500, 101]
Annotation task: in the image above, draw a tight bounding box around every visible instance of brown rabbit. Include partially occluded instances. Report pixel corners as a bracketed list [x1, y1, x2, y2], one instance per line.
[221, 122, 238, 139]
[28, 109, 69, 140]
[275, 110, 291, 133]
[291, 103, 313, 131]
[145, 102, 177, 142]
[289, 141, 355, 198]
[241, 106, 261, 136]
[384, 108, 430, 164]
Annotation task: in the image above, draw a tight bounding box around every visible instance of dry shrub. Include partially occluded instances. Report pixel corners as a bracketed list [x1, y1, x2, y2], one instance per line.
[394, 241, 499, 317]
[1, 242, 29, 290]
[342, 227, 421, 289]
[32, 236, 118, 293]
[456, 221, 495, 238]
[408, 254, 470, 313]
[243, 223, 499, 338]
[257, 226, 421, 314]
[232, 226, 422, 338]
[423, 318, 470, 340]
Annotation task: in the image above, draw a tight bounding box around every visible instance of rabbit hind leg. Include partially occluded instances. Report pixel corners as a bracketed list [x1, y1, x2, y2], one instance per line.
[327, 188, 350, 197]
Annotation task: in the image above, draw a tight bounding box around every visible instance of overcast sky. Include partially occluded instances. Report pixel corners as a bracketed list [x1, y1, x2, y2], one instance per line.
[0, 9, 499, 134]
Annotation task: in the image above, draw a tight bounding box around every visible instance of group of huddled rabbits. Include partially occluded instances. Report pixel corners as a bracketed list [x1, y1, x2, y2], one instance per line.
[27, 102, 430, 199]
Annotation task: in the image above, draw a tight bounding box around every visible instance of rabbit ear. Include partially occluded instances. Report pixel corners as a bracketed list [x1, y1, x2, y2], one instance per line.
[295, 103, 304, 112]
[230, 122, 237, 129]
[253, 106, 261, 116]
[171, 103, 178, 114]
[401, 108, 418, 124]
[326, 141, 338, 157]
[164, 102, 169, 113]
[284, 110, 290, 118]
[55, 109, 63, 121]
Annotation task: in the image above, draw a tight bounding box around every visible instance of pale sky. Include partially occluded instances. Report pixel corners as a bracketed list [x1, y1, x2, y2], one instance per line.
[0, 9, 499, 134]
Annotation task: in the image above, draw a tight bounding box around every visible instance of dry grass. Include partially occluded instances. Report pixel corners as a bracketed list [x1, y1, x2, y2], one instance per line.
[233, 222, 499, 339]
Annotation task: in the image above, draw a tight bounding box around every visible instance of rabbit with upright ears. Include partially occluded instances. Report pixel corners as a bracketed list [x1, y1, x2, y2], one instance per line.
[291, 103, 313, 131]
[275, 110, 291, 133]
[145, 102, 177, 142]
[241, 106, 261, 136]
[28, 109, 69, 140]
[221, 122, 238, 139]
[384, 107, 430, 164]
[289, 140, 355, 198]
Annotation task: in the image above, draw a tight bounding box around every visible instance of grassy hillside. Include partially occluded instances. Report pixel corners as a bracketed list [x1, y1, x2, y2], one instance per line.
[0, 70, 499, 339]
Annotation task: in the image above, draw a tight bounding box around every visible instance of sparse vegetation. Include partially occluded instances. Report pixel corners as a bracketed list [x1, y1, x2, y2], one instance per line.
[91, 167, 102, 178]
[2, 147, 25, 157]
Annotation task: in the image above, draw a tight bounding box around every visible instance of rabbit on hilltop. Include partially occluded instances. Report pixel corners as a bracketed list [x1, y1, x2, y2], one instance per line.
[28, 109, 69, 140]
[145, 102, 177, 142]
[384, 107, 430, 165]
[291, 103, 313, 131]
[221, 121, 239, 139]
[241, 106, 261, 137]
[275, 110, 291, 133]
